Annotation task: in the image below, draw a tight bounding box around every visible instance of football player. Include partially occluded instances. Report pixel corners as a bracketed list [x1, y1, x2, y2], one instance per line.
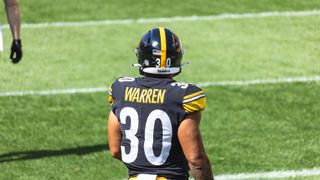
[2, 0, 22, 63]
[108, 27, 214, 180]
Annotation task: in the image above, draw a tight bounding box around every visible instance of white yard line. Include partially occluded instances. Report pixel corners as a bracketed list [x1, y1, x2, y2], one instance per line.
[1, 9, 319, 179]
[216, 168, 320, 180]
[1, 10, 320, 29]
[1, 76, 319, 97]
[198, 75, 320, 87]
[0, 87, 107, 97]
[121, 168, 320, 180]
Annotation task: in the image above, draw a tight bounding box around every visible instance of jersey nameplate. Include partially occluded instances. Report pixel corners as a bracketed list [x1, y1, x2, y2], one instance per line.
[125, 87, 166, 104]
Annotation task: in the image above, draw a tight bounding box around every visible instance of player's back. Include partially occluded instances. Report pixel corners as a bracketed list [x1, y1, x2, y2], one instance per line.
[109, 76, 206, 179]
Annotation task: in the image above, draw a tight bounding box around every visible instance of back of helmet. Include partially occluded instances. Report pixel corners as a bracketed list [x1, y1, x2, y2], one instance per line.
[135, 27, 184, 77]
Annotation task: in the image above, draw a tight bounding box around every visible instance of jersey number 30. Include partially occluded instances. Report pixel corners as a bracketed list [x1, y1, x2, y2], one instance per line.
[120, 107, 172, 165]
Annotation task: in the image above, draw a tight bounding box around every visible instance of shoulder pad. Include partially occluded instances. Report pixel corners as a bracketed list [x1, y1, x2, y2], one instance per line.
[182, 84, 206, 113]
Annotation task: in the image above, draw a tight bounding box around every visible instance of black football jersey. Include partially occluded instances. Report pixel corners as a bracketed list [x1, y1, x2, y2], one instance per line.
[108, 76, 206, 178]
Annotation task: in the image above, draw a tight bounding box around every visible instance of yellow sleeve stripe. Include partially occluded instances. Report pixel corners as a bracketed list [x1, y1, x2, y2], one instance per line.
[183, 90, 204, 100]
[183, 97, 206, 113]
[108, 86, 114, 104]
[183, 93, 205, 104]
[108, 95, 114, 105]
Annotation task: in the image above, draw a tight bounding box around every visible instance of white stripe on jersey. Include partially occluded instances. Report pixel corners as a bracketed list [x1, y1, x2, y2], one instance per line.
[183, 94, 205, 103]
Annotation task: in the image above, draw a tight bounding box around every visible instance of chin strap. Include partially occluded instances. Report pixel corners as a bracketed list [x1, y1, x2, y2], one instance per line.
[132, 63, 144, 75]
[132, 63, 142, 68]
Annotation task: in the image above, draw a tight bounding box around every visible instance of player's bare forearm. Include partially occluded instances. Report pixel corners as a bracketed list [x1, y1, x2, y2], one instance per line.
[4, 0, 21, 39]
[178, 112, 214, 180]
[107, 111, 123, 161]
[189, 157, 214, 180]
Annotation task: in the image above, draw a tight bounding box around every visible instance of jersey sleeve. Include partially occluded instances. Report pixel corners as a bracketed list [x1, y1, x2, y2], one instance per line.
[108, 86, 114, 105]
[108, 79, 120, 107]
[107, 77, 133, 114]
[182, 84, 206, 114]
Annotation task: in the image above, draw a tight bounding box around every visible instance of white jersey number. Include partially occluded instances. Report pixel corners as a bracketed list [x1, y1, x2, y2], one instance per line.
[119, 107, 139, 163]
[119, 107, 172, 165]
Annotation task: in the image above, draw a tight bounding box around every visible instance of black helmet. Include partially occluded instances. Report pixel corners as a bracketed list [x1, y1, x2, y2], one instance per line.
[135, 27, 184, 76]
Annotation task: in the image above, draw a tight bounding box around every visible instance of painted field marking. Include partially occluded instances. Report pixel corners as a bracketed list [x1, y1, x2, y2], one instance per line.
[0, 76, 319, 97]
[1, 10, 320, 29]
[0, 87, 107, 97]
[120, 168, 320, 180]
[198, 75, 320, 87]
[1, 8, 319, 180]
[216, 168, 320, 180]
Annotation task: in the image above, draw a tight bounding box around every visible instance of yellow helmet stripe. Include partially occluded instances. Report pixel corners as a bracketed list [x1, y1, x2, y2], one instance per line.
[159, 27, 167, 68]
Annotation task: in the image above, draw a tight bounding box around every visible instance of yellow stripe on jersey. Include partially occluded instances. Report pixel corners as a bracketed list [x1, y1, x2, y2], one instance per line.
[183, 90, 204, 100]
[108, 87, 114, 105]
[159, 27, 167, 68]
[108, 95, 114, 105]
[183, 96, 206, 113]
[157, 177, 167, 180]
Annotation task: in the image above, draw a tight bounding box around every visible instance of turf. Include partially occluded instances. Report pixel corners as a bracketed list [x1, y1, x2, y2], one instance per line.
[1, 0, 320, 23]
[0, 93, 127, 179]
[1, 0, 320, 179]
[1, 14, 319, 91]
[263, 176, 320, 180]
[1, 83, 319, 179]
[260, 175, 320, 180]
[203, 83, 320, 173]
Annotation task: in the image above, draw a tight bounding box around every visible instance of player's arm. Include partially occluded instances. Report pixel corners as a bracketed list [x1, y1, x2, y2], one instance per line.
[4, 0, 20, 39]
[178, 111, 214, 180]
[4, 0, 22, 63]
[107, 111, 122, 161]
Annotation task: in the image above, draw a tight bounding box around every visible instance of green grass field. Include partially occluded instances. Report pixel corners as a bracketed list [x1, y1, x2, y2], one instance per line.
[1, 0, 320, 179]
[2, 0, 320, 23]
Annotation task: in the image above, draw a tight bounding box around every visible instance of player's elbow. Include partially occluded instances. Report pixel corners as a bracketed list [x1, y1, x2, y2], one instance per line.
[110, 151, 121, 160]
[109, 147, 121, 160]
[110, 150, 117, 157]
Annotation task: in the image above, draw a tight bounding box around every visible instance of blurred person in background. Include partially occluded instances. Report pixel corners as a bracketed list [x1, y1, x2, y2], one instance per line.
[1, 0, 22, 63]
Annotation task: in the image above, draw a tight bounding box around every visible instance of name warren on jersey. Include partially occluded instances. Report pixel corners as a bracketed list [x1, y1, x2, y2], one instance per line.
[108, 76, 206, 178]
